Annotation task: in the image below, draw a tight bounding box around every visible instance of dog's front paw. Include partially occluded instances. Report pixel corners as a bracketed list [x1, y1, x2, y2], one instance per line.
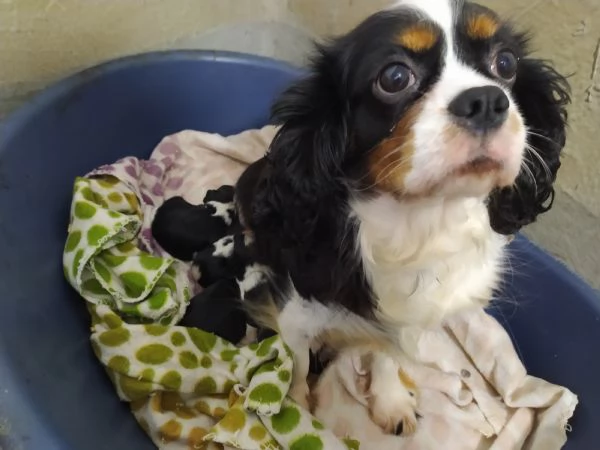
[368, 382, 418, 436]
[366, 353, 419, 436]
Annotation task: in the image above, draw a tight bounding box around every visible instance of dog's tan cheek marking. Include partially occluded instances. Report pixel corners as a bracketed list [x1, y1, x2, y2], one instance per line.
[509, 112, 522, 134]
[368, 101, 424, 193]
[396, 24, 439, 52]
[466, 14, 499, 40]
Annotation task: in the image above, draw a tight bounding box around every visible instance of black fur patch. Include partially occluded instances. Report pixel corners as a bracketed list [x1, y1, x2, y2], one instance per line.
[151, 186, 237, 260]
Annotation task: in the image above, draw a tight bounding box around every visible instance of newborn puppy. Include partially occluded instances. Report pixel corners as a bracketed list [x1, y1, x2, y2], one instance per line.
[180, 279, 248, 344]
[192, 233, 255, 288]
[152, 185, 274, 345]
[151, 186, 236, 261]
[204, 185, 236, 203]
[190, 230, 271, 342]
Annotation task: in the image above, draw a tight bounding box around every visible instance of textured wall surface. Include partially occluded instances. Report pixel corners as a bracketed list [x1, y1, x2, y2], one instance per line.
[0, 0, 598, 287]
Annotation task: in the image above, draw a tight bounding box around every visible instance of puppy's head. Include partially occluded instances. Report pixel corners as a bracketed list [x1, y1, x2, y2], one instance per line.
[265, 0, 569, 234]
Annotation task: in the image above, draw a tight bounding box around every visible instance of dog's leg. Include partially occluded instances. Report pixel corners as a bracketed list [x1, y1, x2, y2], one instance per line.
[281, 328, 311, 409]
[277, 295, 328, 409]
[365, 351, 418, 436]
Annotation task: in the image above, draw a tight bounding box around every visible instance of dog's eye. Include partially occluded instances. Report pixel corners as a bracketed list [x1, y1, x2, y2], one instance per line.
[492, 49, 518, 80]
[374, 63, 415, 102]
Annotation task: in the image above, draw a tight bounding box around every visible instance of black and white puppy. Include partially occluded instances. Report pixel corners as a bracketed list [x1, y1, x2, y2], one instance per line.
[151, 186, 236, 261]
[152, 187, 275, 345]
[235, 0, 569, 433]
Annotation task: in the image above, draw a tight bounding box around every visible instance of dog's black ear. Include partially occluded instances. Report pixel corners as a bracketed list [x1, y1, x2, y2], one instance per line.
[253, 44, 349, 241]
[249, 43, 352, 297]
[269, 43, 350, 184]
[487, 57, 570, 235]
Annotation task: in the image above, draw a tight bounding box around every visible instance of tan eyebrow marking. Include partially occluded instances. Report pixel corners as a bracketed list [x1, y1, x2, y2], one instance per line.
[466, 13, 499, 40]
[396, 24, 439, 53]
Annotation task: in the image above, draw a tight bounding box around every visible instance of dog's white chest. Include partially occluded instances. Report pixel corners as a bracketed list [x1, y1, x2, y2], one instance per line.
[353, 195, 506, 326]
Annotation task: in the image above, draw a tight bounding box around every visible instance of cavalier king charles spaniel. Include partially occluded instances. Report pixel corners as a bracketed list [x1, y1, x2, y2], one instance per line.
[211, 0, 568, 435]
[234, 0, 570, 433]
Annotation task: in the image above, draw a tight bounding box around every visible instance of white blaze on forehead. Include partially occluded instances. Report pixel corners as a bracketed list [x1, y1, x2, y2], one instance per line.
[391, 0, 456, 48]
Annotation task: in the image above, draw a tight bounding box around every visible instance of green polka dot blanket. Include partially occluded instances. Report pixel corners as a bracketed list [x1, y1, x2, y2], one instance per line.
[63, 127, 578, 450]
[62, 127, 357, 450]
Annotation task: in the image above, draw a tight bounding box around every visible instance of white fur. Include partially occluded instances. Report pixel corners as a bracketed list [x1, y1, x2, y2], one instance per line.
[278, 192, 508, 421]
[352, 193, 506, 327]
[277, 195, 509, 409]
[277, 292, 378, 407]
[406, 63, 526, 197]
[212, 235, 234, 258]
[238, 263, 269, 299]
[278, 293, 330, 407]
[277, 289, 402, 409]
[342, 0, 519, 327]
[207, 200, 234, 225]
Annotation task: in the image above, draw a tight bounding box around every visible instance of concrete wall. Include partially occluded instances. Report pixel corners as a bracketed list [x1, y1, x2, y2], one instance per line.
[0, 0, 598, 287]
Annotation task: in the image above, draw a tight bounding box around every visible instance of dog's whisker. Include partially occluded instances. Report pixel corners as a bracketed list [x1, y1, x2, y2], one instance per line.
[527, 130, 560, 146]
[356, 157, 413, 192]
[520, 157, 538, 195]
[355, 142, 412, 186]
[364, 135, 411, 158]
[525, 144, 552, 180]
[371, 142, 412, 166]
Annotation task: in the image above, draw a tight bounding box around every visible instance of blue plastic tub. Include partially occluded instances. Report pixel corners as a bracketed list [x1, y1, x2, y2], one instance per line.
[0, 51, 598, 450]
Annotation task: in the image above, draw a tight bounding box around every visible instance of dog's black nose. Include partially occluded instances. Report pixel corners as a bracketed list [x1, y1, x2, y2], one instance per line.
[448, 86, 509, 132]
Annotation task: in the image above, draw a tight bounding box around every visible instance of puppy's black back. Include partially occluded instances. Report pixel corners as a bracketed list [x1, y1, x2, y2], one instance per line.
[151, 196, 229, 261]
